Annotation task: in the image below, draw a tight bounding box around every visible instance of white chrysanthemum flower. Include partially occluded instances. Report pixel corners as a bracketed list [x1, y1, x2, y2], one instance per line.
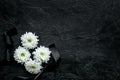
[33, 46, 51, 63]
[14, 46, 31, 64]
[21, 32, 39, 49]
[24, 60, 42, 74]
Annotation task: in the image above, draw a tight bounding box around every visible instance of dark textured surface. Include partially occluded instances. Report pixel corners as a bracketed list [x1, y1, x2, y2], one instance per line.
[0, 0, 120, 80]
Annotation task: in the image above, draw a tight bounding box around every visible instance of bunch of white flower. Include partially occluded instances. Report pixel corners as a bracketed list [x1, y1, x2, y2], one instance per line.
[14, 32, 51, 74]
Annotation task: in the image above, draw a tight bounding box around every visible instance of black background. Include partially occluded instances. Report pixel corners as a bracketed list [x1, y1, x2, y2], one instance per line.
[0, 0, 120, 80]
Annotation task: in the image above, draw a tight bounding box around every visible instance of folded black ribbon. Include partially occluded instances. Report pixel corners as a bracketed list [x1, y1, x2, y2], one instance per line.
[1, 28, 61, 80]
[0, 27, 18, 65]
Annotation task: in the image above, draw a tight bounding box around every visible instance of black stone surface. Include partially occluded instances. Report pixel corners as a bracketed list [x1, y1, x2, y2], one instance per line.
[0, 0, 120, 80]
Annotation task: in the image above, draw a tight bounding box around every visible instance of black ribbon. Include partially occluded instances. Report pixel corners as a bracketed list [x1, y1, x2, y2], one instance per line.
[0, 27, 18, 65]
[1, 28, 61, 80]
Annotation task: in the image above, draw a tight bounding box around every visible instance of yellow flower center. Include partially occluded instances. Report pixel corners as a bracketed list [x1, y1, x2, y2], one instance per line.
[30, 65, 36, 69]
[21, 53, 25, 57]
[40, 52, 45, 56]
[27, 38, 32, 43]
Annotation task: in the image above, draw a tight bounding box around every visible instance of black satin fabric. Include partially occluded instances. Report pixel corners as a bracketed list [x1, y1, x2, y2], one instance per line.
[0, 0, 120, 80]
